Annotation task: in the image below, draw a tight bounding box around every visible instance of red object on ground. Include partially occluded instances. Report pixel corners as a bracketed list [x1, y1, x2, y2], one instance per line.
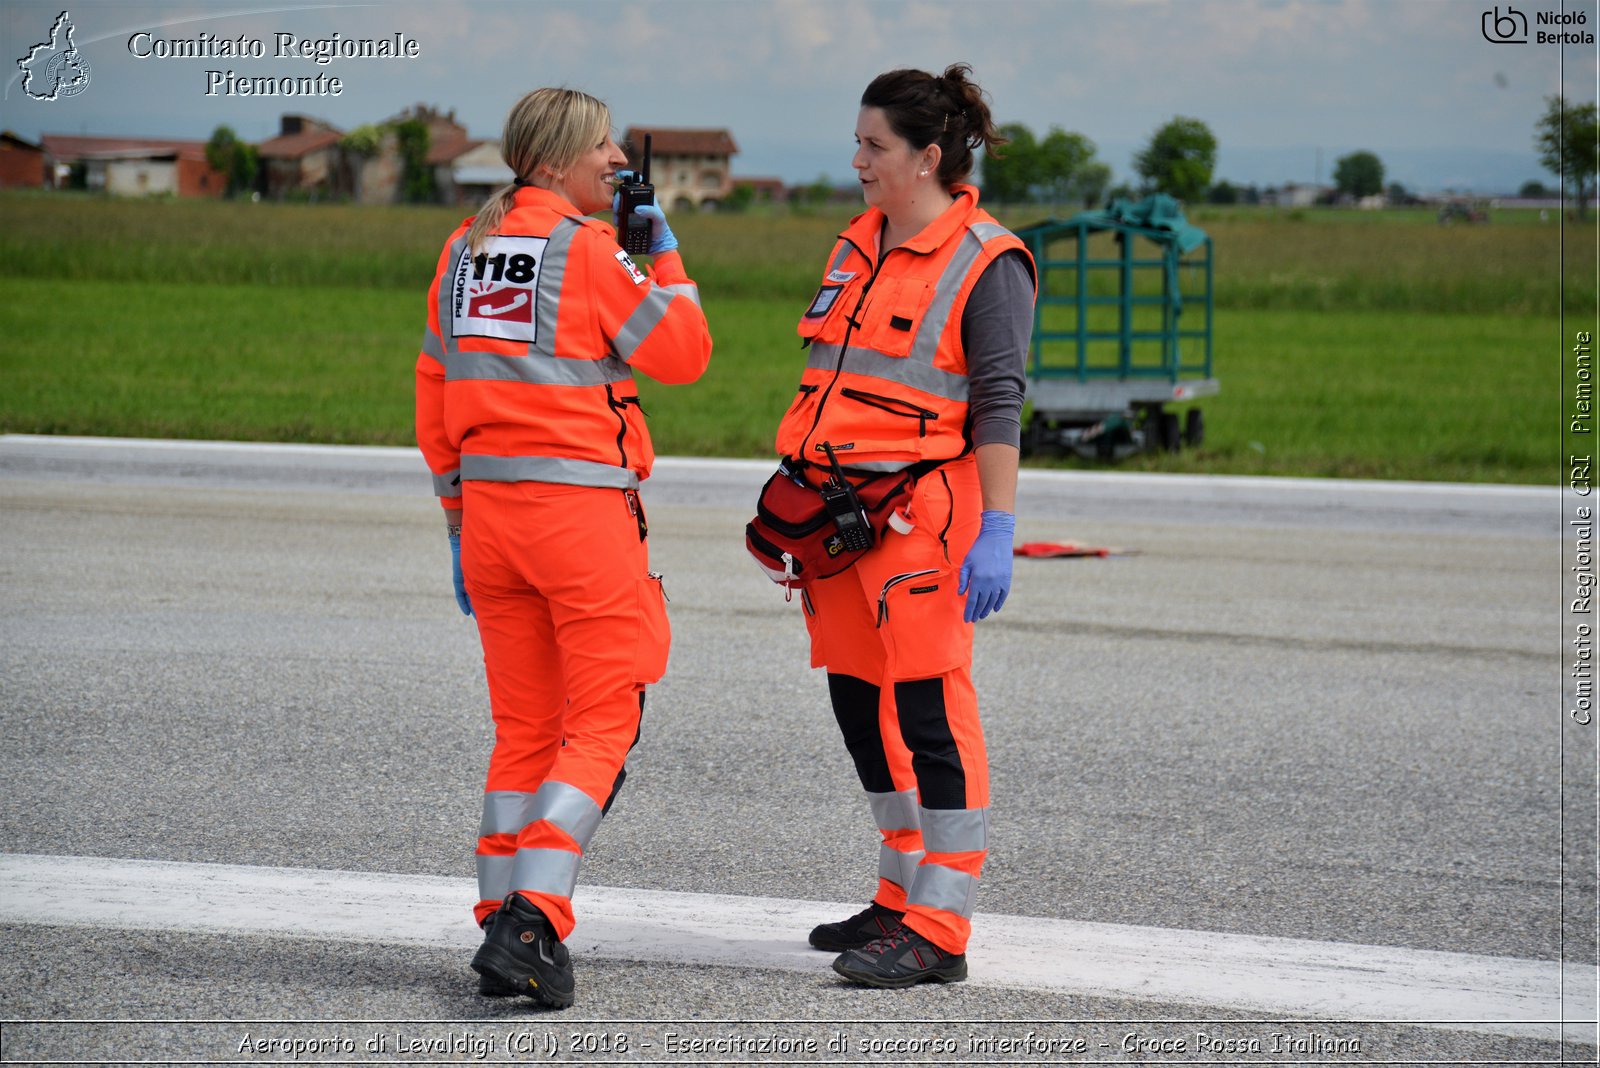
[1014, 541, 1115, 558]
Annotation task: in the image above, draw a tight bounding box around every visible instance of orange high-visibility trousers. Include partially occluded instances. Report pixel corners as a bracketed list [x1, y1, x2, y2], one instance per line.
[462, 480, 669, 940]
[800, 456, 989, 955]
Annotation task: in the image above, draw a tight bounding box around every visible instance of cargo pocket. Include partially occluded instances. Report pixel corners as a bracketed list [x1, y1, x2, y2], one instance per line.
[878, 568, 965, 679]
[633, 572, 672, 684]
[859, 277, 933, 357]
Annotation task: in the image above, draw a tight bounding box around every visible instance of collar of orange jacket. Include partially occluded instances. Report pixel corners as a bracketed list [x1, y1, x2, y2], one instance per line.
[839, 183, 984, 260]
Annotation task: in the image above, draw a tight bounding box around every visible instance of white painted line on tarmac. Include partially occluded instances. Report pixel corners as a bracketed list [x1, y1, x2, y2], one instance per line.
[0, 435, 1554, 497]
[1, 853, 1591, 1040]
[0, 433, 421, 460]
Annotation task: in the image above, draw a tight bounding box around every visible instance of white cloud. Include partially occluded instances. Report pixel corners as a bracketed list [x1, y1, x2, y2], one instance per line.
[1, 0, 1581, 191]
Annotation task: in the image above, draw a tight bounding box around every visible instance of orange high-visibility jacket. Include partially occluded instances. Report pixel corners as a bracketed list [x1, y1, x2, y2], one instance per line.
[416, 186, 712, 514]
[775, 185, 1031, 470]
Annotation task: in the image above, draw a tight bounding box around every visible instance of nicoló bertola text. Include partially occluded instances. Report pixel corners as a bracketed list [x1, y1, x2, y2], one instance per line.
[126, 30, 421, 97]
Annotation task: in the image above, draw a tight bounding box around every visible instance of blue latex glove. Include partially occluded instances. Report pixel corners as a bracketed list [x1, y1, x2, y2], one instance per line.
[449, 532, 473, 617]
[632, 203, 678, 255]
[958, 510, 1015, 623]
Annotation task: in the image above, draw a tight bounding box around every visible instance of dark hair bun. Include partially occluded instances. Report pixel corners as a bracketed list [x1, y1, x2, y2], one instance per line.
[861, 63, 1006, 187]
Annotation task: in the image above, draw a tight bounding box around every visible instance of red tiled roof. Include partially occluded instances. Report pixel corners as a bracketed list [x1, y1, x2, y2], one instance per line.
[42, 134, 213, 163]
[427, 133, 480, 165]
[256, 128, 343, 160]
[622, 127, 738, 157]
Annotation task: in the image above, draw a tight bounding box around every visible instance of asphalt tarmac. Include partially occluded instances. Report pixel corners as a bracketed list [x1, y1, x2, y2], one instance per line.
[0, 436, 1590, 1065]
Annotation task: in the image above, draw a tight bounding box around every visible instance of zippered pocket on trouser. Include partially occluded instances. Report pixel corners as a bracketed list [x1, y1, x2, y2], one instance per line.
[633, 571, 671, 684]
[877, 568, 968, 679]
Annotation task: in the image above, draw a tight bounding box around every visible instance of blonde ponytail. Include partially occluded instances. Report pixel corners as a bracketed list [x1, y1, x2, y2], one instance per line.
[466, 87, 611, 255]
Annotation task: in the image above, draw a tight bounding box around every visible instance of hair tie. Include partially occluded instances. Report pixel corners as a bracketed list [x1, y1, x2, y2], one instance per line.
[513, 176, 532, 187]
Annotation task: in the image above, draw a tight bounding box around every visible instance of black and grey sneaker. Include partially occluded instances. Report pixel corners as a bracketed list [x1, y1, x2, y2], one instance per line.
[475, 913, 520, 997]
[808, 901, 906, 951]
[832, 924, 968, 988]
[470, 894, 575, 1008]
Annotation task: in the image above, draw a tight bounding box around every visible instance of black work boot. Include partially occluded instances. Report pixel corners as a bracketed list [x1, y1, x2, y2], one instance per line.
[475, 912, 519, 997]
[808, 901, 906, 951]
[832, 923, 968, 988]
[470, 894, 575, 1008]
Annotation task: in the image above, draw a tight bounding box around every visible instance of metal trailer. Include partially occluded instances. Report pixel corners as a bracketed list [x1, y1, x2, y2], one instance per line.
[1015, 195, 1217, 460]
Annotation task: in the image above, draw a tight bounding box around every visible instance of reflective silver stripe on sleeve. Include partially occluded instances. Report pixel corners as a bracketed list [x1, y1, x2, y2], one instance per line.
[909, 230, 988, 367]
[878, 844, 925, 890]
[918, 806, 989, 854]
[906, 863, 979, 918]
[867, 789, 921, 832]
[445, 350, 634, 387]
[612, 286, 679, 364]
[510, 846, 582, 899]
[460, 454, 640, 490]
[655, 280, 701, 307]
[528, 781, 604, 851]
[476, 852, 514, 903]
[432, 469, 462, 497]
[479, 790, 539, 838]
[421, 328, 444, 360]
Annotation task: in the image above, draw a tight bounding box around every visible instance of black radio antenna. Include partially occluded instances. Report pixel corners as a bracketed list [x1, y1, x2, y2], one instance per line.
[641, 133, 652, 184]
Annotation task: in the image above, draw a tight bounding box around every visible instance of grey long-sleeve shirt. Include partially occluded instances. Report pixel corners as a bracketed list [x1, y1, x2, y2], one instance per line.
[960, 249, 1035, 448]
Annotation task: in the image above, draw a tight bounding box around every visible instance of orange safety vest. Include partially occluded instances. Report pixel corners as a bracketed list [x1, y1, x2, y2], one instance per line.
[416, 186, 712, 511]
[775, 185, 1031, 470]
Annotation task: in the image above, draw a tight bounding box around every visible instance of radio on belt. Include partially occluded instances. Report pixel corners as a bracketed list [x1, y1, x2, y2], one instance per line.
[615, 133, 655, 256]
[819, 442, 874, 552]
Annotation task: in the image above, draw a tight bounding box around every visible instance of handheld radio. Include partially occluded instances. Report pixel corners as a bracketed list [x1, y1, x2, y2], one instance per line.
[615, 133, 655, 256]
[819, 442, 874, 553]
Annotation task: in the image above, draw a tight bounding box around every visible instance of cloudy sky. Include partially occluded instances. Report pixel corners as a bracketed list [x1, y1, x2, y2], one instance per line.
[2, 0, 1594, 193]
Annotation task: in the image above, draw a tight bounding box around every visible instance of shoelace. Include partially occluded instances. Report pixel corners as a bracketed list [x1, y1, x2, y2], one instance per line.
[845, 904, 901, 934]
[861, 922, 918, 956]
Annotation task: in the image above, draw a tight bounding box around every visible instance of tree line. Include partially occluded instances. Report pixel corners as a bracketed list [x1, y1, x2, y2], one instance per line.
[978, 95, 1597, 216]
[204, 95, 1597, 217]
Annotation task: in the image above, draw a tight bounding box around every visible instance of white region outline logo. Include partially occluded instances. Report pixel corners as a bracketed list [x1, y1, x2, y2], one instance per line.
[17, 10, 92, 101]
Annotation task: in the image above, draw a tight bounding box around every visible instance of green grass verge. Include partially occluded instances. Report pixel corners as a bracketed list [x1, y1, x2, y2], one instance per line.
[0, 275, 1554, 483]
[0, 192, 1581, 483]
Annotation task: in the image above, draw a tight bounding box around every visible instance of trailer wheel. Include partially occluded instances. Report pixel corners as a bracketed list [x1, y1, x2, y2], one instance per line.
[1184, 407, 1205, 447]
[1157, 411, 1182, 453]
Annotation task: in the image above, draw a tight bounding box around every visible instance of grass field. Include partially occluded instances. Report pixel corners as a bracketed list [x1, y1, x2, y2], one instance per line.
[0, 190, 1588, 483]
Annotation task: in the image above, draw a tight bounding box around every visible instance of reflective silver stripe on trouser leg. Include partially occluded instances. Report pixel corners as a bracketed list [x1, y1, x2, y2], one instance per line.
[868, 789, 923, 889]
[477, 784, 603, 903]
[507, 782, 602, 901]
[476, 790, 539, 902]
[509, 847, 583, 900]
[918, 806, 989, 854]
[904, 807, 989, 919]
[906, 864, 979, 919]
[524, 781, 604, 850]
